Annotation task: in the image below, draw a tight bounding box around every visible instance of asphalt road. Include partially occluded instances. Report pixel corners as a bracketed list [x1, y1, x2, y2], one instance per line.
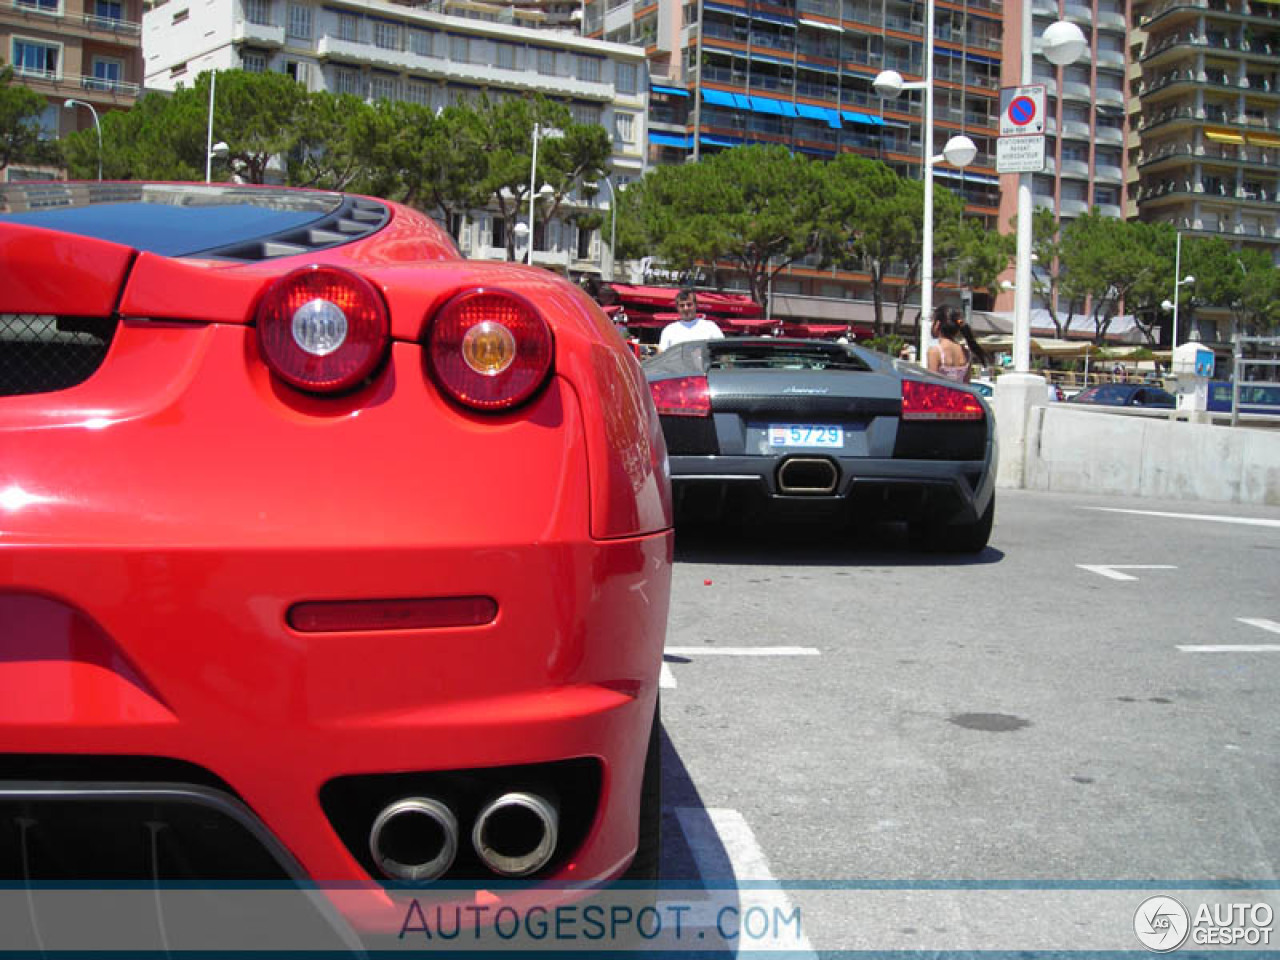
[655, 488, 1280, 952]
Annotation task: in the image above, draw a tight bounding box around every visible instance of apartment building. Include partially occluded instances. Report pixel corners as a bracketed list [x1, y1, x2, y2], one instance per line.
[1129, 0, 1280, 258]
[992, 0, 1130, 314]
[1, 0, 144, 179]
[142, 0, 648, 274]
[586, 0, 1005, 316]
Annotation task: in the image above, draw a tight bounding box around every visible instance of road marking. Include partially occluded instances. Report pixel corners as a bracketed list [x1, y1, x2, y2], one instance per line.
[1081, 506, 1280, 529]
[664, 807, 817, 955]
[1077, 564, 1177, 581]
[1179, 645, 1280, 653]
[660, 662, 676, 689]
[665, 646, 821, 656]
[1238, 617, 1280, 636]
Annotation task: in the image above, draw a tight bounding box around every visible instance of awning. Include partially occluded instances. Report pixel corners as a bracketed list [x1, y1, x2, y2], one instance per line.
[933, 168, 1000, 186]
[1205, 129, 1245, 144]
[704, 1, 747, 14]
[651, 83, 689, 97]
[750, 10, 796, 24]
[699, 135, 742, 147]
[732, 92, 753, 109]
[798, 16, 843, 31]
[702, 88, 739, 108]
[749, 95, 785, 115]
[842, 110, 885, 127]
[1249, 132, 1280, 147]
[748, 51, 794, 66]
[604, 283, 764, 318]
[649, 132, 691, 148]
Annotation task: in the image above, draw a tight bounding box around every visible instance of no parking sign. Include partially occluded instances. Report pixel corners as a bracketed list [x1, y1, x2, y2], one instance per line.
[999, 85, 1046, 136]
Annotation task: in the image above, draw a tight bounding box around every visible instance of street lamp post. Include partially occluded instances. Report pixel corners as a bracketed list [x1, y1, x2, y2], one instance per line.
[1160, 231, 1195, 355]
[205, 71, 217, 183]
[63, 99, 102, 181]
[1011, 18, 1087, 374]
[872, 63, 977, 363]
[601, 174, 618, 282]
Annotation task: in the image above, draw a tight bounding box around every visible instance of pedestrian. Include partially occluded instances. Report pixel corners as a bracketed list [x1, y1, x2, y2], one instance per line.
[926, 306, 987, 383]
[659, 289, 724, 352]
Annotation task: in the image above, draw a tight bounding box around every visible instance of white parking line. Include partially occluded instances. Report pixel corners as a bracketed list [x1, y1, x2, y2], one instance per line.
[1081, 506, 1280, 528]
[1179, 618, 1280, 652]
[1238, 617, 1280, 636]
[1178, 645, 1280, 653]
[1077, 564, 1177, 581]
[665, 646, 821, 656]
[660, 663, 677, 689]
[664, 807, 817, 955]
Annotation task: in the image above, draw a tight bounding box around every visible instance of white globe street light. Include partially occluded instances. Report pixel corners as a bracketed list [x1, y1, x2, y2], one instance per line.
[1040, 20, 1088, 67]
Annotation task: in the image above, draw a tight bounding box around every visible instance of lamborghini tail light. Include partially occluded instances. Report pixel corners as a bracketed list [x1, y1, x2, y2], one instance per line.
[256, 265, 389, 394]
[427, 289, 553, 411]
[901, 380, 985, 421]
[649, 376, 711, 417]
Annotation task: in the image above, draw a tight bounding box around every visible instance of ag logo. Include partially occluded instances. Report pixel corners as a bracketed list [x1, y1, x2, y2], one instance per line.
[1135, 896, 1190, 952]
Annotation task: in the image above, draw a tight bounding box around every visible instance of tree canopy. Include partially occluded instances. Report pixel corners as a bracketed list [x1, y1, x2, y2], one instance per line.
[0, 63, 58, 172]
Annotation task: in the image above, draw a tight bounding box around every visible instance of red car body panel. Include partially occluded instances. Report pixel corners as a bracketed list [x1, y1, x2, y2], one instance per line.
[0, 187, 672, 935]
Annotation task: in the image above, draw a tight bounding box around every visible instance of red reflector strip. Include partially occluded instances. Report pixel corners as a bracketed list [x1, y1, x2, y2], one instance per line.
[901, 380, 985, 421]
[288, 596, 498, 633]
[649, 376, 711, 417]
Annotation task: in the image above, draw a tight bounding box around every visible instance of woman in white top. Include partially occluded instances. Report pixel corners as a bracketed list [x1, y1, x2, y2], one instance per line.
[927, 306, 986, 383]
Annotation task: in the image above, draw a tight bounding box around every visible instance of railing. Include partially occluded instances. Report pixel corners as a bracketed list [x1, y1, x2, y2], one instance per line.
[11, 68, 140, 97]
[7, 2, 142, 33]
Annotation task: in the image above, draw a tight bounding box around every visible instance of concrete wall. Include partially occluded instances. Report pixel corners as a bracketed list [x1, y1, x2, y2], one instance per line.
[1017, 406, 1280, 506]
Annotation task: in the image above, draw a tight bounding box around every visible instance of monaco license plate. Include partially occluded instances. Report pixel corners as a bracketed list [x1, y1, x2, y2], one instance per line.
[768, 424, 843, 448]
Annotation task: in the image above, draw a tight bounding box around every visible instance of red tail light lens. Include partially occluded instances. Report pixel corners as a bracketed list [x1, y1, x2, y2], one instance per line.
[902, 380, 984, 420]
[649, 376, 711, 417]
[427, 289, 553, 411]
[256, 265, 389, 394]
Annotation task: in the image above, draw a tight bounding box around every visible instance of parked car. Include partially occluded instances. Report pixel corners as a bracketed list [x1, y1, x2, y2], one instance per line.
[0, 182, 671, 938]
[642, 337, 997, 551]
[1068, 383, 1176, 408]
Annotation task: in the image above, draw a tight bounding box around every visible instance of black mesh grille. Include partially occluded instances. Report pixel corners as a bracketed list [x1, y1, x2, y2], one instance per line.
[1, 314, 116, 397]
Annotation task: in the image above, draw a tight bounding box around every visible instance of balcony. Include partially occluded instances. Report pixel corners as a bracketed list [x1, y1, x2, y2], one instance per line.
[1096, 47, 1127, 67]
[1095, 162, 1125, 181]
[231, 18, 286, 47]
[1096, 202, 1124, 216]
[1096, 86, 1127, 106]
[1033, 0, 1057, 13]
[1063, 1, 1092, 22]
[1062, 119, 1092, 138]
[1061, 157, 1090, 175]
[10, 69, 140, 101]
[1096, 124, 1125, 143]
[1061, 80, 1093, 101]
[1060, 197, 1090, 214]
[1098, 9, 1127, 27]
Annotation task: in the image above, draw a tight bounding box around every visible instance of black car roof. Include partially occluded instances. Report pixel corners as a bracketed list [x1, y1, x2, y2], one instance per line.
[0, 182, 388, 260]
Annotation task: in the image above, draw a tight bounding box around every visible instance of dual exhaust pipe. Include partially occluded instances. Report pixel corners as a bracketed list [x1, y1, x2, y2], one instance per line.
[777, 457, 838, 495]
[368, 791, 558, 884]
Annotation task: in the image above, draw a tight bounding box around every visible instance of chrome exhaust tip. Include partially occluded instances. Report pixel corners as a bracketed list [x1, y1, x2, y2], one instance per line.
[471, 791, 559, 878]
[368, 797, 458, 883]
[777, 457, 838, 495]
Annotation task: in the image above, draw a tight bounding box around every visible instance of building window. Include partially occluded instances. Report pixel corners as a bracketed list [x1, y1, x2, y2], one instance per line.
[577, 55, 601, 82]
[89, 56, 123, 89]
[93, 0, 123, 22]
[369, 74, 398, 101]
[1094, 186, 1118, 205]
[615, 61, 637, 94]
[614, 112, 634, 142]
[570, 102, 601, 126]
[405, 79, 430, 104]
[10, 38, 61, 80]
[171, 6, 188, 22]
[537, 48, 555, 76]
[287, 3, 311, 38]
[495, 41, 516, 69]
[334, 66, 362, 96]
[337, 12, 358, 42]
[450, 35, 469, 62]
[242, 50, 267, 71]
[576, 225, 593, 260]
[285, 60, 310, 86]
[244, 0, 271, 25]
[14, 0, 59, 13]
[409, 28, 433, 56]
[373, 20, 400, 50]
[491, 216, 506, 248]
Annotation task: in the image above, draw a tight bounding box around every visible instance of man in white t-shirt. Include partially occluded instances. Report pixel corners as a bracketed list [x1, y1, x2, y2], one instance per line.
[659, 289, 724, 352]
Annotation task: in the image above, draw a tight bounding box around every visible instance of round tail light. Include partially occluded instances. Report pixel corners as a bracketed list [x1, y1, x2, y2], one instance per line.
[427, 289, 553, 411]
[256, 265, 389, 393]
